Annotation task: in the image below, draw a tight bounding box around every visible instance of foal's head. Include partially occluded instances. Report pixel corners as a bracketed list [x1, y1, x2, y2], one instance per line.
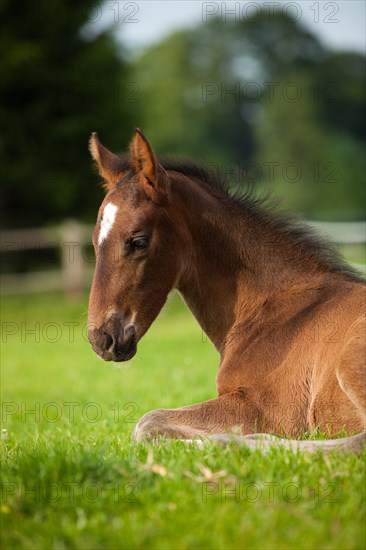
[88, 130, 184, 361]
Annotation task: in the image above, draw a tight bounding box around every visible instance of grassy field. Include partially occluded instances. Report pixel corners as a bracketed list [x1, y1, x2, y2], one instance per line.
[1, 292, 365, 550]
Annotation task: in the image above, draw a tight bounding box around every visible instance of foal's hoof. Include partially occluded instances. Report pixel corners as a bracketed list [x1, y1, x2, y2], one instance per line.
[132, 409, 168, 442]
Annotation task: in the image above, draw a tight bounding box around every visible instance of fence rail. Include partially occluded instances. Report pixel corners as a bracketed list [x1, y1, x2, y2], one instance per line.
[1, 220, 94, 297]
[1, 220, 365, 296]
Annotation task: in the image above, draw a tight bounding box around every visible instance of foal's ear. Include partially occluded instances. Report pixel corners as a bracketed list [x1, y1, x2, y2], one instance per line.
[89, 132, 125, 190]
[130, 129, 168, 201]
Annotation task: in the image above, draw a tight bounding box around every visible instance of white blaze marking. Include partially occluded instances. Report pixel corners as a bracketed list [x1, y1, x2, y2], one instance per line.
[98, 202, 118, 245]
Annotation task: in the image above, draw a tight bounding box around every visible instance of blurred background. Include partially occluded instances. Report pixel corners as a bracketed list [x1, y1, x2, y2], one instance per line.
[1, 0, 365, 296]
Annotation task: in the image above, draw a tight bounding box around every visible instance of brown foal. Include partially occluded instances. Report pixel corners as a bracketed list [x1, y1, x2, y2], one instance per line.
[88, 129, 366, 453]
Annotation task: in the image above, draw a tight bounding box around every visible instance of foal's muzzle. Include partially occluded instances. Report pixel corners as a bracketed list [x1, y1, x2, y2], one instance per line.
[88, 315, 137, 362]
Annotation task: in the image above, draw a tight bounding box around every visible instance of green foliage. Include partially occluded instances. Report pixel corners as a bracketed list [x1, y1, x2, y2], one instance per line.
[1, 6, 365, 228]
[0, 0, 133, 228]
[133, 15, 365, 219]
[1, 293, 365, 549]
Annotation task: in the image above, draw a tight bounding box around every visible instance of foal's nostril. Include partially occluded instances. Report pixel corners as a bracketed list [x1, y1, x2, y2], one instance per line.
[103, 331, 114, 351]
[125, 323, 136, 338]
[93, 320, 137, 361]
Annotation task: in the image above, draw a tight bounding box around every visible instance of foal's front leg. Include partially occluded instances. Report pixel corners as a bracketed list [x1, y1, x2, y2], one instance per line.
[132, 389, 261, 442]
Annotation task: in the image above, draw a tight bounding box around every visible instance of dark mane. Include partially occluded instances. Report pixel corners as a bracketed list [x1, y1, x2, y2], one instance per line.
[118, 153, 364, 283]
[160, 157, 365, 283]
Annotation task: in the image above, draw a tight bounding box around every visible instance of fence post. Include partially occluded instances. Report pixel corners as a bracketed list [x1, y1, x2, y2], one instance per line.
[60, 219, 85, 298]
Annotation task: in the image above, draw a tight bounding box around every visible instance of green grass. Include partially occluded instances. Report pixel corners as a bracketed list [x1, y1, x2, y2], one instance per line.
[1, 292, 365, 550]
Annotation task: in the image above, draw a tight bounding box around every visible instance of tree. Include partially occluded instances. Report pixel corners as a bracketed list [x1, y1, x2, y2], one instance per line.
[132, 13, 365, 219]
[0, 0, 133, 228]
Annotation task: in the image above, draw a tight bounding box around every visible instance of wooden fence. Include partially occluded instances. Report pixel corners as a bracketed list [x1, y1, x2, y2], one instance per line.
[1, 220, 365, 297]
[1, 220, 94, 297]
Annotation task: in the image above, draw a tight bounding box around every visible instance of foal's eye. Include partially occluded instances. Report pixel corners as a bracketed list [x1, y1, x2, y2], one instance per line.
[130, 236, 150, 252]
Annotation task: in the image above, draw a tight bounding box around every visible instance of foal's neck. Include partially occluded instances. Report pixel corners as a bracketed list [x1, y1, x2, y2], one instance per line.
[173, 174, 329, 353]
